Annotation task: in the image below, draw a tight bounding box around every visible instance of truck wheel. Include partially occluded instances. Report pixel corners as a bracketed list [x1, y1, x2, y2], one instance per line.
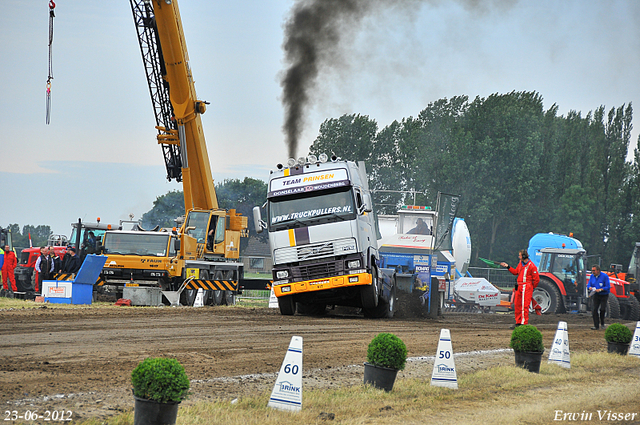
[363, 282, 396, 319]
[212, 271, 224, 305]
[532, 280, 564, 314]
[360, 267, 379, 309]
[620, 295, 640, 321]
[606, 292, 621, 319]
[222, 271, 235, 305]
[180, 289, 196, 306]
[198, 271, 216, 306]
[278, 295, 296, 316]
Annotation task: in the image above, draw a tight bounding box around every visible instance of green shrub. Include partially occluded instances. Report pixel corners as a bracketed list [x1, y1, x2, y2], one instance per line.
[605, 323, 633, 344]
[510, 325, 544, 352]
[131, 357, 190, 403]
[367, 332, 408, 370]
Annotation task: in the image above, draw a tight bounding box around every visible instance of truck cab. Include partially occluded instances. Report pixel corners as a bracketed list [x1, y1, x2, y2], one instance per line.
[257, 155, 384, 316]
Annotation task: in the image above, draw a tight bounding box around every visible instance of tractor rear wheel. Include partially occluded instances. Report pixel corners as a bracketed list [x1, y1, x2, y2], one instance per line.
[606, 292, 621, 319]
[620, 295, 640, 321]
[532, 280, 564, 314]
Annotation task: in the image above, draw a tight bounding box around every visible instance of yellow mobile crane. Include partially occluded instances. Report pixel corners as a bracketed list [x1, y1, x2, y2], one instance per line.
[100, 0, 247, 305]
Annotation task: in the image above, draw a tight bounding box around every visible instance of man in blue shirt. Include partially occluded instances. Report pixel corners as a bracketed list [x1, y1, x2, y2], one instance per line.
[587, 264, 610, 330]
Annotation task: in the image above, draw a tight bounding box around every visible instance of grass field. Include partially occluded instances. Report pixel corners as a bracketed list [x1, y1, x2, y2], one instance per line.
[75, 351, 640, 425]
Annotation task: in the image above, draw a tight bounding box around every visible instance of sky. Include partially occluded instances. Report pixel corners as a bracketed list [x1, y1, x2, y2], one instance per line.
[1, 0, 639, 238]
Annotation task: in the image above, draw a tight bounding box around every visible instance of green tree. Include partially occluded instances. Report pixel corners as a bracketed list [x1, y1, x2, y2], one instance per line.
[459, 91, 545, 260]
[140, 190, 185, 229]
[140, 178, 268, 252]
[309, 114, 378, 162]
[20, 225, 52, 247]
[215, 177, 268, 249]
[8, 223, 26, 247]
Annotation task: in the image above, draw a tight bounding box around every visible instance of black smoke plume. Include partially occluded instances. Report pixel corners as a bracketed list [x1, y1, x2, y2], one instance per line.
[280, 0, 513, 158]
[281, 0, 372, 159]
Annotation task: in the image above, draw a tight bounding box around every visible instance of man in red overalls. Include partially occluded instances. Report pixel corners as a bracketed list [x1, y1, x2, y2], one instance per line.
[501, 249, 540, 329]
[1, 245, 18, 295]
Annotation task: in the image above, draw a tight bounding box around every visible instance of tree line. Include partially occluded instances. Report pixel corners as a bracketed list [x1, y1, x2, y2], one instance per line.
[309, 90, 637, 268]
[5, 224, 52, 248]
[140, 177, 268, 252]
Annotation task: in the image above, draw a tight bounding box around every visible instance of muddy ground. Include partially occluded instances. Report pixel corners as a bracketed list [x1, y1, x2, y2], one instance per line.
[0, 304, 623, 422]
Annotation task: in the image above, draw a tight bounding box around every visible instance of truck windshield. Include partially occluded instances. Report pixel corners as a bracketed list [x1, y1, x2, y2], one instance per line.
[69, 228, 108, 250]
[103, 233, 171, 257]
[400, 213, 434, 235]
[268, 187, 356, 231]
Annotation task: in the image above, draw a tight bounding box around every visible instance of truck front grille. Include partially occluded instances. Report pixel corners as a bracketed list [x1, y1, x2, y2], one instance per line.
[274, 238, 356, 263]
[294, 262, 338, 281]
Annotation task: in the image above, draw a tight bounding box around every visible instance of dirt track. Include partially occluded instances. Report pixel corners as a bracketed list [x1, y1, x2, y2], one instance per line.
[0, 304, 622, 422]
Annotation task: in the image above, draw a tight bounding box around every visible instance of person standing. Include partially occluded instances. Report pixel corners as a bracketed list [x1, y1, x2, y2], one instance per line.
[63, 246, 82, 274]
[587, 264, 610, 330]
[35, 247, 54, 294]
[501, 249, 540, 328]
[50, 248, 62, 277]
[1, 246, 18, 295]
[0, 246, 4, 296]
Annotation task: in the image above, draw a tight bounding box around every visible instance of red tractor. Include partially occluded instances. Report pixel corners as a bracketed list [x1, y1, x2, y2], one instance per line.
[14, 219, 118, 292]
[532, 247, 639, 320]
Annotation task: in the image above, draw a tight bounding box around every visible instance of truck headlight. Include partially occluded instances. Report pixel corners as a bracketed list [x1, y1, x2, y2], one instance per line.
[347, 260, 360, 269]
[276, 270, 289, 279]
[281, 286, 291, 293]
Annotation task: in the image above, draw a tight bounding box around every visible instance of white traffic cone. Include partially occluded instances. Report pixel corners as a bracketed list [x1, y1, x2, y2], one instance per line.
[629, 321, 640, 358]
[193, 288, 204, 307]
[548, 321, 570, 368]
[431, 329, 458, 389]
[268, 336, 303, 412]
[268, 287, 279, 309]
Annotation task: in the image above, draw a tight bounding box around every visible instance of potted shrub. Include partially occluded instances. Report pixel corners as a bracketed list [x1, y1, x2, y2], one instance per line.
[605, 323, 633, 355]
[363, 332, 407, 391]
[510, 325, 544, 373]
[131, 357, 190, 425]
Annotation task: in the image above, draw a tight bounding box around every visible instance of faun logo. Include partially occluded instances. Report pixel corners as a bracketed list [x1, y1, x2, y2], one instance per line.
[141, 259, 162, 264]
[278, 381, 301, 393]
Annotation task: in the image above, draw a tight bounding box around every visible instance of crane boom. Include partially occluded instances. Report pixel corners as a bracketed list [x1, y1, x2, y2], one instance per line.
[130, 0, 217, 211]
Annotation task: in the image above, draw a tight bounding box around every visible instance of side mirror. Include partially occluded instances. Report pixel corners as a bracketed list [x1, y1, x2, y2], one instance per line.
[253, 206, 266, 234]
[362, 193, 373, 213]
[174, 238, 181, 252]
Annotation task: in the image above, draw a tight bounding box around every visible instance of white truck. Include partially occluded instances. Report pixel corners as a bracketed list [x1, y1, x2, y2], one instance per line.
[254, 155, 390, 316]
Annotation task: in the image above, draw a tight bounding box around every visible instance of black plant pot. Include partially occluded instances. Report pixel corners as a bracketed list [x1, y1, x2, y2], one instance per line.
[607, 341, 630, 355]
[514, 350, 544, 373]
[134, 395, 180, 425]
[363, 362, 399, 392]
